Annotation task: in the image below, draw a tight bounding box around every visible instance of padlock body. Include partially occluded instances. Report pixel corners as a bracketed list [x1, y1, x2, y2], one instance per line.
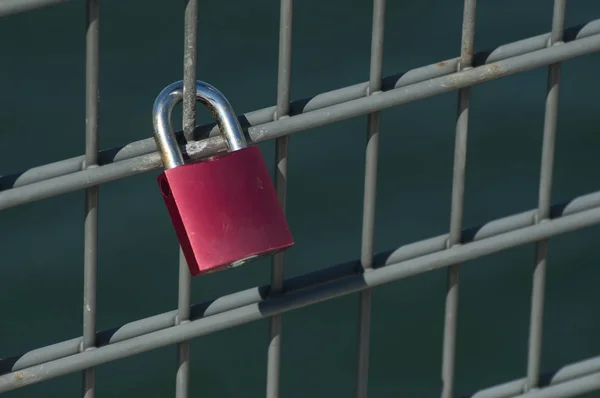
[157, 146, 294, 276]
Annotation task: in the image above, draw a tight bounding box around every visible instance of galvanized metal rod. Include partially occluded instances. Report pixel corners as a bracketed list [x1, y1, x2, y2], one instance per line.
[175, 253, 191, 394]
[1, 32, 600, 210]
[182, 0, 198, 144]
[0, 0, 71, 17]
[509, 371, 600, 398]
[2, 18, 600, 192]
[442, 1, 476, 397]
[469, 355, 600, 398]
[356, 1, 385, 397]
[266, 0, 293, 397]
[2, 201, 600, 393]
[275, 0, 293, 118]
[3, 187, 600, 378]
[175, 1, 197, 398]
[526, 0, 566, 391]
[82, 1, 99, 397]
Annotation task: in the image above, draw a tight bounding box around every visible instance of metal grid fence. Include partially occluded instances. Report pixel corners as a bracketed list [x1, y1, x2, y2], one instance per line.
[1, 0, 600, 397]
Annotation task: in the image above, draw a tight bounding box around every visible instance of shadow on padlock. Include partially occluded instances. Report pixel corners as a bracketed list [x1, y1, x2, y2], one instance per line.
[152, 80, 294, 276]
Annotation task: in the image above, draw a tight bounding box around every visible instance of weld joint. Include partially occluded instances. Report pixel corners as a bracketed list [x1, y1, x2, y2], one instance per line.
[457, 61, 473, 73]
[81, 159, 100, 170]
[445, 238, 462, 250]
[175, 315, 191, 326]
[533, 212, 549, 224]
[366, 87, 382, 96]
[547, 37, 564, 48]
[273, 110, 290, 121]
[78, 341, 96, 352]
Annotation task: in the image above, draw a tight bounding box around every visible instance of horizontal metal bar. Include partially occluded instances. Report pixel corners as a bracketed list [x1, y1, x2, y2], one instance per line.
[2, 188, 600, 392]
[468, 355, 600, 398]
[1, 18, 599, 193]
[3, 184, 600, 376]
[0, 0, 71, 17]
[247, 33, 600, 140]
[0, 261, 357, 375]
[1, 31, 600, 211]
[511, 371, 600, 398]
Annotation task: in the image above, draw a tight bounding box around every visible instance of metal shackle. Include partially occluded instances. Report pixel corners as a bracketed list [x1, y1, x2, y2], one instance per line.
[152, 80, 248, 170]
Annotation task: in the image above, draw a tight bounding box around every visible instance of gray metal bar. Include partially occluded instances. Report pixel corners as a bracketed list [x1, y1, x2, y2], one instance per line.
[175, 250, 191, 398]
[1, 264, 356, 375]
[2, 187, 600, 377]
[275, 0, 293, 118]
[356, 1, 385, 397]
[442, 2, 476, 397]
[176, 248, 191, 397]
[2, 18, 600, 192]
[176, 1, 197, 397]
[182, 0, 198, 144]
[266, 0, 293, 396]
[2, 31, 599, 211]
[82, 0, 99, 397]
[3, 199, 600, 393]
[470, 355, 600, 398]
[0, 0, 71, 17]
[526, 0, 566, 391]
[511, 371, 600, 398]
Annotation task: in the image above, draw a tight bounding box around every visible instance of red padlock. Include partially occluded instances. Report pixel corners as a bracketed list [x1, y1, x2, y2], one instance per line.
[152, 80, 294, 276]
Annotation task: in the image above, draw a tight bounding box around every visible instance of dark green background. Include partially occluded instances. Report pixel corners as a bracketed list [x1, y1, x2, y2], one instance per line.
[1, 0, 600, 396]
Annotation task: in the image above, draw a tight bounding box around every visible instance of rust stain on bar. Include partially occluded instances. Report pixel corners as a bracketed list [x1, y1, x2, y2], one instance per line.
[12, 370, 39, 386]
[448, 62, 505, 87]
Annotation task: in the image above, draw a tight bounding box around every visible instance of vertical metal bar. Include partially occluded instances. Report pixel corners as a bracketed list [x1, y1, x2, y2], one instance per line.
[82, 0, 99, 397]
[356, 1, 385, 397]
[176, 1, 197, 398]
[182, 0, 198, 142]
[441, 1, 476, 398]
[266, 1, 293, 397]
[526, 0, 566, 390]
[175, 249, 191, 398]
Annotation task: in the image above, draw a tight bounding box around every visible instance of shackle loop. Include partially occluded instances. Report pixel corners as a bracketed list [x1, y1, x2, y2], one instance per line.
[152, 80, 247, 169]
